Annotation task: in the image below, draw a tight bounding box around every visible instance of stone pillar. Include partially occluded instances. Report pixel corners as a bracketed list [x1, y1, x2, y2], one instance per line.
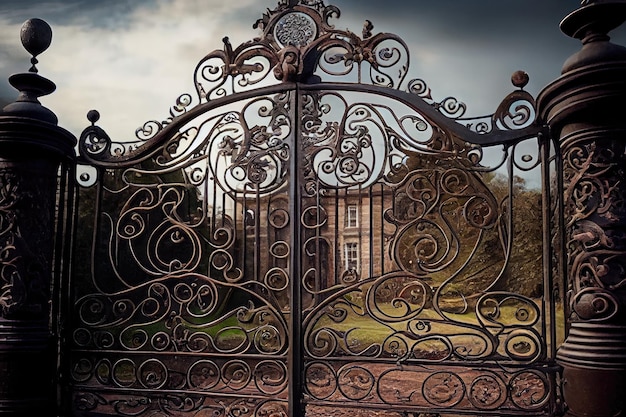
[0, 19, 76, 416]
[538, 2, 626, 416]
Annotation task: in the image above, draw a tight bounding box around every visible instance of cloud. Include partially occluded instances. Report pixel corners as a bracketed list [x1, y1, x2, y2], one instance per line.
[0, 0, 157, 114]
[1, 0, 625, 143]
[0, 0, 156, 26]
[332, 0, 625, 115]
[331, 1, 577, 109]
[0, 0, 266, 138]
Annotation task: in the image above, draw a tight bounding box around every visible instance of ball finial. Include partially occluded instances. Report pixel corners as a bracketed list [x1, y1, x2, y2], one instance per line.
[87, 110, 101, 125]
[20, 18, 53, 73]
[511, 70, 529, 89]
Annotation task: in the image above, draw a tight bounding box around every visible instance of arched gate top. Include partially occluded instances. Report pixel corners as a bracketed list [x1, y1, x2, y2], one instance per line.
[78, 0, 543, 168]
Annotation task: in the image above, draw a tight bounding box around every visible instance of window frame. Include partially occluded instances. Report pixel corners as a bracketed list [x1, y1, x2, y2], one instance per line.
[346, 204, 358, 228]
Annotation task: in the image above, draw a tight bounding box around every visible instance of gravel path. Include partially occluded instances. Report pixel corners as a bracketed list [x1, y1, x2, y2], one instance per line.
[306, 406, 441, 417]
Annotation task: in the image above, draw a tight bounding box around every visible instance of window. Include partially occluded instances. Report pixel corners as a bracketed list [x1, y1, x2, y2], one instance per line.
[344, 242, 359, 271]
[346, 205, 358, 228]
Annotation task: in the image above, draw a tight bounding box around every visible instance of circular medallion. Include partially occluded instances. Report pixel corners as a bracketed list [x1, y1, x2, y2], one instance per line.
[469, 374, 507, 410]
[510, 371, 549, 410]
[274, 12, 317, 47]
[337, 366, 375, 400]
[423, 372, 465, 407]
[305, 362, 337, 400]
[188, 360, 220, 390]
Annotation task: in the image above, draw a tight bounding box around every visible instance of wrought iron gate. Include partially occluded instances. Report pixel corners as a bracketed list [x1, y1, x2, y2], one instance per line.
[67, 1, 563, 416]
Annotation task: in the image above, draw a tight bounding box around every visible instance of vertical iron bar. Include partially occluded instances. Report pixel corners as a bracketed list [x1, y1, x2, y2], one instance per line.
[288, 86, 303, 417]
[540, 132, 557, 360]
[358, 185, 363, 276]
[211, 168, 217, 227]
[368, 186, 374, 279]
[334, 189, 339, 284]
[555, 140, 567, 329]
[221, 188, 226, 228]
[255, 185, 261, 281]
[89, 169, 104, 295]
[316, 171, 321, 302]
[507, 146, 515, 271]
[60, 163, 78, 416]
[242, 189, 248, 280]
[51, 163, 63, 412]
[554, 134, 568, 415]
[52, 161, 72, 412]
[380, 184, 385, 276]
[539, 132, 562, 416]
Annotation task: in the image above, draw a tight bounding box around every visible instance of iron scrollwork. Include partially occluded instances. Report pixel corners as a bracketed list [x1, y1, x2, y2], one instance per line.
[71, 0, 554, 416]
[297, 82, 548, 413]
[74, 90, 294, 414]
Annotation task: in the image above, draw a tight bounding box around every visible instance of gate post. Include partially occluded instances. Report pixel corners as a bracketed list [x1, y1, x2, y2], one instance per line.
[538, 1, 626, 416]
[0, 19, 76, 416]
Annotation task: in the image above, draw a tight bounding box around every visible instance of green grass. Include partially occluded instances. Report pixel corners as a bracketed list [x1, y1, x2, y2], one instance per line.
[310, 299, 565, 358]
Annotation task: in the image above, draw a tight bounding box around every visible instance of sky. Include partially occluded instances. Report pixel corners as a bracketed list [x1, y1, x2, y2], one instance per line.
[0, 0, 625, 141]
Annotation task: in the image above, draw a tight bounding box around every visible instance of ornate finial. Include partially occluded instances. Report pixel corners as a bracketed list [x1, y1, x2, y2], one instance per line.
[561, 0, 626, 40]
[511, 70, 529, 90]
[1, 18, 57, 123]
[87, 110, 100, 126]
[363, 20, 374, 39]
[560, 0, 626, 72]
[20, 18, 52, 73]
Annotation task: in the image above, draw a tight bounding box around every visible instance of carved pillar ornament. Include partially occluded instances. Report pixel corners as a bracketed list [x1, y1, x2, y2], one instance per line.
[538, 1, 626, 416]
[0, 18, 75, 416]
